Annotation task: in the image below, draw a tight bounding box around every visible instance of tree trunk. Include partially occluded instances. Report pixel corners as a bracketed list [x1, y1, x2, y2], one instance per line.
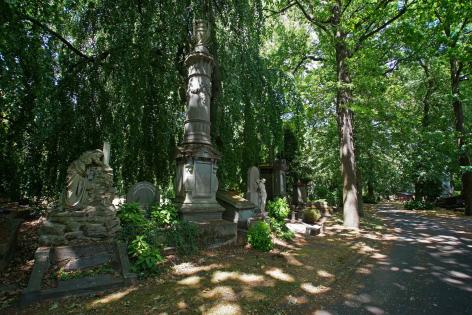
[335, 31, 359, 228]
[419, 60, 433, 128]
[357, 167, 364, 217]
[450, 58, 472, 215]
[367, 180, 375, 202]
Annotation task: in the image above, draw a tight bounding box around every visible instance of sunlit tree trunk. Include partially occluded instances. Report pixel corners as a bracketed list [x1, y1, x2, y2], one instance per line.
[450, 58, 472, 216]
[335, 30, 359, 228]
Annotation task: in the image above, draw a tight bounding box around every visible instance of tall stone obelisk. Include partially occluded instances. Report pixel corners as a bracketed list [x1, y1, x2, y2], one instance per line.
[175, 20, 226, 222]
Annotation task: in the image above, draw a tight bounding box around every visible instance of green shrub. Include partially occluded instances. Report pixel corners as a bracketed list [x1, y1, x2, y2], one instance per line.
[268, 217, 295, 241]
[303, 207, 321, 224]
[150, 203, 178, 227]
[267, 197, 291, 222]
[268, 217, 284, 235]
[247, 221, 273, 251]
[117, 203, 147, 226]
[280, 229, 295, 241]
[128, 235, 163, 274]
[404, 200, 434, 210]
[166, 221, 199, 256]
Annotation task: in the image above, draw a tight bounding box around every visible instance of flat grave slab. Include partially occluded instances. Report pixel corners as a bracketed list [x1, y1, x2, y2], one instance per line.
[21, 241, 136, 305]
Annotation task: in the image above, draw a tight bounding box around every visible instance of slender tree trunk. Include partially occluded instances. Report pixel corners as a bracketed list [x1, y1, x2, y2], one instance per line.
[357, 167, 364, 217]
[419, 61, 433, 128]
[367, 180, 375, 202]
[450, 58, 472, 215]
[335, 31, 359, 228]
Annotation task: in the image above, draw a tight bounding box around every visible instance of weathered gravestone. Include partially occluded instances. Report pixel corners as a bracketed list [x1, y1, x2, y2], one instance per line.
[24, 147, 135, 305]
[126, 181, 160, 211]
[39, 149, 120, 245]
[245, 166, 260, 207]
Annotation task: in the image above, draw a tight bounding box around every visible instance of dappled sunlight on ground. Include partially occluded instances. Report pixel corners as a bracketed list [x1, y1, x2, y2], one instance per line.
[14, 202, 471, 314]
[203, 302, 242, 315]
[323, 203, 472, 314]
[88, 286, 138, 309]
[14, 220, 369, 314]
[172, 262, 225, 276]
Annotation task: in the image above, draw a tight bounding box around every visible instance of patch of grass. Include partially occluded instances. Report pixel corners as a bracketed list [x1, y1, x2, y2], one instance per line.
[55, 263, 115, 281]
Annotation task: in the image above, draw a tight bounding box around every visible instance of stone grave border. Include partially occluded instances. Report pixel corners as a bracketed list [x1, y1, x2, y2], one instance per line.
[20, 241, 136, 306]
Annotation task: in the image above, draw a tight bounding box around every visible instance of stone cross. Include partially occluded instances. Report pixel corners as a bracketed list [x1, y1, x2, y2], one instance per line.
[103, 142, 111, 166]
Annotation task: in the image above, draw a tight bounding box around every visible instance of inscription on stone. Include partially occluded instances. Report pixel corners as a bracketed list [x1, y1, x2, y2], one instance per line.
[195, 162, 212, 197]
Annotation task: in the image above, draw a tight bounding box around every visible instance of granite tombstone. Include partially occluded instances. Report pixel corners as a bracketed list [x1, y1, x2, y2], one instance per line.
[126, 181, 160, 211]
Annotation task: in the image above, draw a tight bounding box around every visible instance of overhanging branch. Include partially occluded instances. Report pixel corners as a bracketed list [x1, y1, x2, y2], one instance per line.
[353, 0, 414, 55]
[293, 54, 324, 73]
[294, 0, 329, 34]
[21, 14, 93, 61]
[264, 1, 296, 17]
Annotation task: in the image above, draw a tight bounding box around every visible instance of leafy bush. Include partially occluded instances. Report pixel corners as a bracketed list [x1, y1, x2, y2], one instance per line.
[303, 207, 321, 224]
[166, 221, 199, 256]
[404, 200, 434, 210]
[280, 229, 295, 241]
[268, 217, 295, 241]
[267, 197, 291, 221]
[150, 203, 178, 227]
[247, 221, 273, 251]
[128, 235, 163, 274]
[117, 203, 147, 226]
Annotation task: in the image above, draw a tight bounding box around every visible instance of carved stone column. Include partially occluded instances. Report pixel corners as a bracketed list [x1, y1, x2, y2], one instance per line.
[175, 20, 225, 222]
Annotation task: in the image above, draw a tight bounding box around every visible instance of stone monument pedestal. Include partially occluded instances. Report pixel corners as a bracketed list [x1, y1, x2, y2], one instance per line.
[174, 20, 236, 246]
[175, 144, 226, 222]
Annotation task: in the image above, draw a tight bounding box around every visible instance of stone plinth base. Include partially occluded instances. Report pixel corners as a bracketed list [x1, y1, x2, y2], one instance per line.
[39, 205, 121, 246]
[178, 202, 225, 222]
[194, 220, 237, 248]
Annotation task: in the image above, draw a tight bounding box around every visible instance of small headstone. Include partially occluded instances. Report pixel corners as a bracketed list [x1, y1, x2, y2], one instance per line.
[245, 167, 260, 208]
[126, 181, 159, 210]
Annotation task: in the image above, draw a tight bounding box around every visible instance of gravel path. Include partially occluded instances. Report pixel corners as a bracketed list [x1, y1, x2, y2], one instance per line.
[324, 204, 472, 315]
